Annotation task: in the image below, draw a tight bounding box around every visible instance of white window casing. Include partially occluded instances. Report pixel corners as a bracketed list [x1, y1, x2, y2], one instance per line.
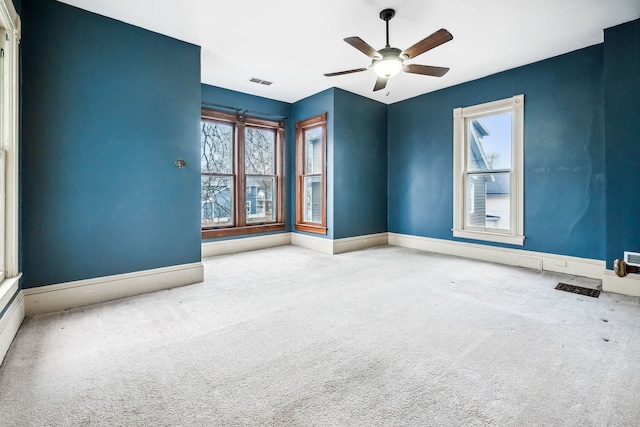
[0, 0, 20, 289]
[453, 94, 524, 246]
[0, 149, 5, 283]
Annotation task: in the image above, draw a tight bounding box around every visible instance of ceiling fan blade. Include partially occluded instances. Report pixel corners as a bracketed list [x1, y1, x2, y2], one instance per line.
[373, 77, 387, 92]
[324, 68, 369, 77]
[344, 37, 382, 59]
[401, 29, 453, 59]
[403, 64, 450, 77]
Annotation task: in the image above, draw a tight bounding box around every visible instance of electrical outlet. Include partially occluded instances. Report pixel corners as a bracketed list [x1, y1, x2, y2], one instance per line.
[555, 260, 567, 267]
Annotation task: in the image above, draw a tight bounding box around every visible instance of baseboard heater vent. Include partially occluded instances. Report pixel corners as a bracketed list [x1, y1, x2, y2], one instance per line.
[624, 251, 640, 267]
[555, 283, 600, 298]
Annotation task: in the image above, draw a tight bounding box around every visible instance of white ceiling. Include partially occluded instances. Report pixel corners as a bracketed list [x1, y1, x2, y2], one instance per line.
[58, 0, 639, 105]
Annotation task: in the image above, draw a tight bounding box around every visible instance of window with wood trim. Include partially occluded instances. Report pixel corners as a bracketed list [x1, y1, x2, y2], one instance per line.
[201, 109, 285, 239]
[295, 113, 327, 234]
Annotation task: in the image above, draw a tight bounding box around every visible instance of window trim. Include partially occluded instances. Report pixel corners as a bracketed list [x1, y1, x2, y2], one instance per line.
[0, 0, 20, 286]
[201, 109, 285, 239]
[295, 113, 327, 235]
[453, 94, 524, 246]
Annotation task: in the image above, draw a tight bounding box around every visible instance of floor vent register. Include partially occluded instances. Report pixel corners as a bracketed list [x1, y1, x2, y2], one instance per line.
[555, 283, 601, 298]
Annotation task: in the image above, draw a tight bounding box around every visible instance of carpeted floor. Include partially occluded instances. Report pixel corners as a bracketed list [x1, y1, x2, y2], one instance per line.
[1, 245, 639, 426]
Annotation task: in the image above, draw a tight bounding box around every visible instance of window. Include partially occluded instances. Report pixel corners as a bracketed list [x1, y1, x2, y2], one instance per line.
[295, 113, 327, 234]
[201, 109, 284, 238]
[0, 0, 20, 287]
[453, 95, 524, 245]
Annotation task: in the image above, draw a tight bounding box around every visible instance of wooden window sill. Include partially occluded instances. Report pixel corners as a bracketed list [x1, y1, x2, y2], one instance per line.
[202, 223, 286, 239]
[294, 223, 327, 235]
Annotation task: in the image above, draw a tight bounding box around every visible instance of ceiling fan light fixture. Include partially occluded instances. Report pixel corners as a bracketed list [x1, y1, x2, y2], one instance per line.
[324, 8, 453, 91]
[373, 48, 403, 78]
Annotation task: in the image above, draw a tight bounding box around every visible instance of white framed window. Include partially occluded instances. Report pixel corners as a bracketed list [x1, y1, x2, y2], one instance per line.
[453, 94, 524, 245]
[0, 0, 20, 289]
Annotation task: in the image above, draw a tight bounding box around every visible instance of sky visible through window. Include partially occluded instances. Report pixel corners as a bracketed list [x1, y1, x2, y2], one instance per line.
[477, 112, 511, 169]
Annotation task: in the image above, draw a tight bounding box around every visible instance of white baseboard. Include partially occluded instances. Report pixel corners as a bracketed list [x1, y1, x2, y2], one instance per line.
[202, 233, 291, 258]
[0, 274, 21, 315]
[23, 262, 204, 316]
[0, 291, 24, 366]
[388, 233, 605, 279]
[333, 233, 388, 254]
[602, 270, 640, 297]
[291, 232, 333, 254]
[291, 232, 388, 255]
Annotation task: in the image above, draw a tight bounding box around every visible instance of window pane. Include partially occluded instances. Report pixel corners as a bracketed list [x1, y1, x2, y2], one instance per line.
[465, 172, 510, 230]
[245, 127, 275, 175]
[201, 176, 234, 227]
[246, 176, 275, 224]
[467, 112, 512, 172]
[303, 175, 322, 223]
[305, 127, 323, 174]
[201, 120, 233, 174]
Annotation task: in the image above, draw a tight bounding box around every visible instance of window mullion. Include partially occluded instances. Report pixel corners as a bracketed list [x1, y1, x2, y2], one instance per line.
[467, 169, 511, 176]
[276, 126, 284, 223]
[236, 121, 246, 227]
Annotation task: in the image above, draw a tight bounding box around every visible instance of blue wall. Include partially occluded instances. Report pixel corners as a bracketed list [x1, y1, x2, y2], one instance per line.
[200, 84, 293, 240]
[333, 89, 388, 239]
[202, 86, 388, 242]
[21, 0, 202, 288]
[17, 0, 639, 295]
[388, 45, 606, 260]
[202, 85, 291, 121]
[291, 88, 335, 238]
[604, 19, 640, 268]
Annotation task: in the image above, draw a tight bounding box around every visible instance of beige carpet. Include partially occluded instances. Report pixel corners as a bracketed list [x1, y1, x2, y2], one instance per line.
[1, 245, 639, 426]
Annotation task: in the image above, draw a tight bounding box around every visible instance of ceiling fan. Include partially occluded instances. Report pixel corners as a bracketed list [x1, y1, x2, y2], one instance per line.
[324, 8, 453, 92]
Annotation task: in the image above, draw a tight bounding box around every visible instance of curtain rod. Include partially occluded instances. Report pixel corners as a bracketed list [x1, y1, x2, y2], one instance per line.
[201, 101, 287, 121]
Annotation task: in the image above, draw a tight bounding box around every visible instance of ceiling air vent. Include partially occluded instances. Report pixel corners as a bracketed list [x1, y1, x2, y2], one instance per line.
[249, 77, 273, 86]
[624, 251, 640, 267]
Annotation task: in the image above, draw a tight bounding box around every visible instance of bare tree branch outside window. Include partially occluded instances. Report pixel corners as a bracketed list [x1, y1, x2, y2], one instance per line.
[245, 127, 275, 223]
[201, 121, 234, 226]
